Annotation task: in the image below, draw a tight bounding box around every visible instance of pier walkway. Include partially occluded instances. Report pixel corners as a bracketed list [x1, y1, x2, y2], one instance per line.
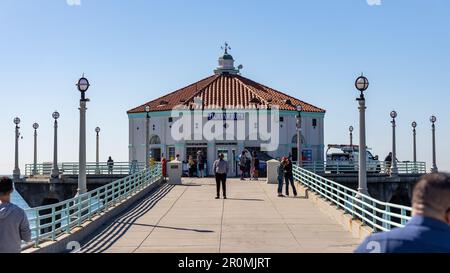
[79, 178, 360, 253]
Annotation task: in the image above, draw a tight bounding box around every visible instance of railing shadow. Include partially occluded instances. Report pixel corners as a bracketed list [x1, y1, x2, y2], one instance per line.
[78, 183, 174, 253]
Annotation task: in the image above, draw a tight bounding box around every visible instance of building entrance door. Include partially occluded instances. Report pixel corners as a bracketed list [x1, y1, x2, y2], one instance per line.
[216, 146, 237, 177]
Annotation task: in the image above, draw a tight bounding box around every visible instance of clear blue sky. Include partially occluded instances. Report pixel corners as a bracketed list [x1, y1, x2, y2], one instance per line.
[0, 0, 449, 174]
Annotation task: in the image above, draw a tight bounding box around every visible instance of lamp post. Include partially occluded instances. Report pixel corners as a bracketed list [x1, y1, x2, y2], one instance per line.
[430, 115, 438, 173]
[355, 74, 369, 196]
[390, 111, 398, 176]
[411, 121, 417, 163]
[349, 126, 354, 147]
[95, 127, 100, 174]
[32, 123, 39, 176]
[76, 75, 90, 195]
[51, 111, 60, 179]
[145, 105, 150, 168]
[296, 105, 302, 167]
[13, 117, 21, 182]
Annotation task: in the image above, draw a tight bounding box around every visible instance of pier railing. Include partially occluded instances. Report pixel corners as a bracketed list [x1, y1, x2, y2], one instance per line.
[22, 163, 162, 249]
[300, 161, 426, 175]
[25, 161, 146, 176]
[293, 165, 412, 232]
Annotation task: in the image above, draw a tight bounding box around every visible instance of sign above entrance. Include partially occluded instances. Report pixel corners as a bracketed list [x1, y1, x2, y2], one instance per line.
[207, 112, 245, 121]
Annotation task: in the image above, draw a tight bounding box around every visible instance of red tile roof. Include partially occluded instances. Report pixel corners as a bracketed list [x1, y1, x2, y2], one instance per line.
[127, 74, 326, 113]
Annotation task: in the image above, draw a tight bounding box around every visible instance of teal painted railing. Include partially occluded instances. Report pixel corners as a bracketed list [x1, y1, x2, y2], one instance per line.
[25, 161, 146, 176]
[300, 161, 426, 175]
[22, 163, 162, 250]
[293, 165, 412, 232]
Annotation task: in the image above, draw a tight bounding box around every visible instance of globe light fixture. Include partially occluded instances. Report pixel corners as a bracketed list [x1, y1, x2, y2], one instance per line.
[355, 74, 369, 196]
[13, 117, 21, 181]
[77, 74, 90, 195]
[389, 110, 399, 176]
[32, 122, 39, 175]
[430, 115, 438, 173]
[296, 105, 303, 167]
[51, 111, 60, 179]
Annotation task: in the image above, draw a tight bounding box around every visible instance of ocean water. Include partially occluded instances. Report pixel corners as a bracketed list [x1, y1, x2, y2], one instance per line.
[12, 191, 30, 210]
[1, 175, 30, 210]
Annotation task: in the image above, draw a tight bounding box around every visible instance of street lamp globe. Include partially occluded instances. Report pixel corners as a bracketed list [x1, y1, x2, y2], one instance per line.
[355, 74, 369, 92]
[296, 105, 302, 112]
[349, 126, 354, 132]
[33, 123, 39, 129]
[145, 105, 151, 113]
[412, 121, 417, 128]
[52, 111, 60, 120]
[430, 115, 437, 123]
[77, 76, 90, 92]
[95, 127, 101, 133]
[13, 117, 20, 125]
[390, 110, 397, 119]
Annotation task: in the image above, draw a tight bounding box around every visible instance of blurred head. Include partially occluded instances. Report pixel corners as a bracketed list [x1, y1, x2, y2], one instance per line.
[219, 153, 224, 160]
[412, 173, 450, 225]
[241, 151, 246, 155]
[0, 177, 14, 203]
[252, 151, 257, 157]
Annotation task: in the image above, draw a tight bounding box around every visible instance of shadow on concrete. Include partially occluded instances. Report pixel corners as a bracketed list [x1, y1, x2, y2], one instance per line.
[119, 222, 214, 233]
[78, 183, 175, 253]
[226, 198, 264, 202]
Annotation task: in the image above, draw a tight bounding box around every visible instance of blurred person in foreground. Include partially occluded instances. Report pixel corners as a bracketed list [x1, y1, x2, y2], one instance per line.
[355, 173, 450, 253]
[0, 177, 31, 253]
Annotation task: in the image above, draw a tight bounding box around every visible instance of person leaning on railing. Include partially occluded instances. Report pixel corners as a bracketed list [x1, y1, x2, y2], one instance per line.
[355, 173, 450, 253]
[0, 177, 31, 253]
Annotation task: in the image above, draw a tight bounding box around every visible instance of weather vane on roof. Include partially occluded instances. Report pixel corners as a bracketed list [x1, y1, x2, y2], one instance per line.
[221, 42, 231, 54]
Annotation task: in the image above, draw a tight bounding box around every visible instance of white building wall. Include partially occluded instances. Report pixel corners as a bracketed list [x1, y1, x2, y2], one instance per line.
[129, 111, 325, 170]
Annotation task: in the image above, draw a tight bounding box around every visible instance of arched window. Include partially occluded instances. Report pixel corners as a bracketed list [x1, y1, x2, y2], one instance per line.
[292, 134, 305, 144]
[149, 135, 161, 145]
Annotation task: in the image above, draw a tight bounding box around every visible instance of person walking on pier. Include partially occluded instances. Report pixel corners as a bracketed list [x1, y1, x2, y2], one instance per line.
[277, 158, 285, 197]
[251, 151, 260, 181]
[213, 153, 229, 199]
[355, 173, 450, 253]
[107, 156, 114, 174]
[239, 150, 248, 180]
[197, 150, 205, 178]
[0, 177, 31, 253]
[283, 157, 297, 197]
[384, 152, 392, 175]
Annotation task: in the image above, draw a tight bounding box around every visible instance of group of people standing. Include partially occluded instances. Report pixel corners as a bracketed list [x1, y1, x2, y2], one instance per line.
[187, 151, 206, 178]
[276, 157, 297, 197]
[239, 150, 260, 181]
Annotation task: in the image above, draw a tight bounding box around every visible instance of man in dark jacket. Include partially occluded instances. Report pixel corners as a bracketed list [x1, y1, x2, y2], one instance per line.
[0, 177, 31, 253]
[355, 173, 450, 253]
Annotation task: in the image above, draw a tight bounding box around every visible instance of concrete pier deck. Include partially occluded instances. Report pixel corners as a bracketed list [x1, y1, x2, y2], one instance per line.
[79, 178, 360, 253]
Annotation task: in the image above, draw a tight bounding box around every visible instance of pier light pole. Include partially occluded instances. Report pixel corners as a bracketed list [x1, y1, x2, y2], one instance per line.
[76, 75, 90, 195]
[296, 105, 302, 167]
[145, 105, 150, 169]
[390, 111, 399, 176]
[355, 74, 369, 196]
[349, 126, 354, 147]
[430, 115, 438, 173]
[411, 121, 417, 163]
[95, 127, 100, 174]
[32, 123, 39, 175]
[51, 111, 60, 179]
[13, 117, 21, 182]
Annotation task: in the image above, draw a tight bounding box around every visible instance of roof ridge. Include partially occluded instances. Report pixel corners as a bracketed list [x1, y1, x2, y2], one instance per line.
[183, 74, 221, 107]
[233, 76, 268, 108]
[236, 75, 326, 112]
